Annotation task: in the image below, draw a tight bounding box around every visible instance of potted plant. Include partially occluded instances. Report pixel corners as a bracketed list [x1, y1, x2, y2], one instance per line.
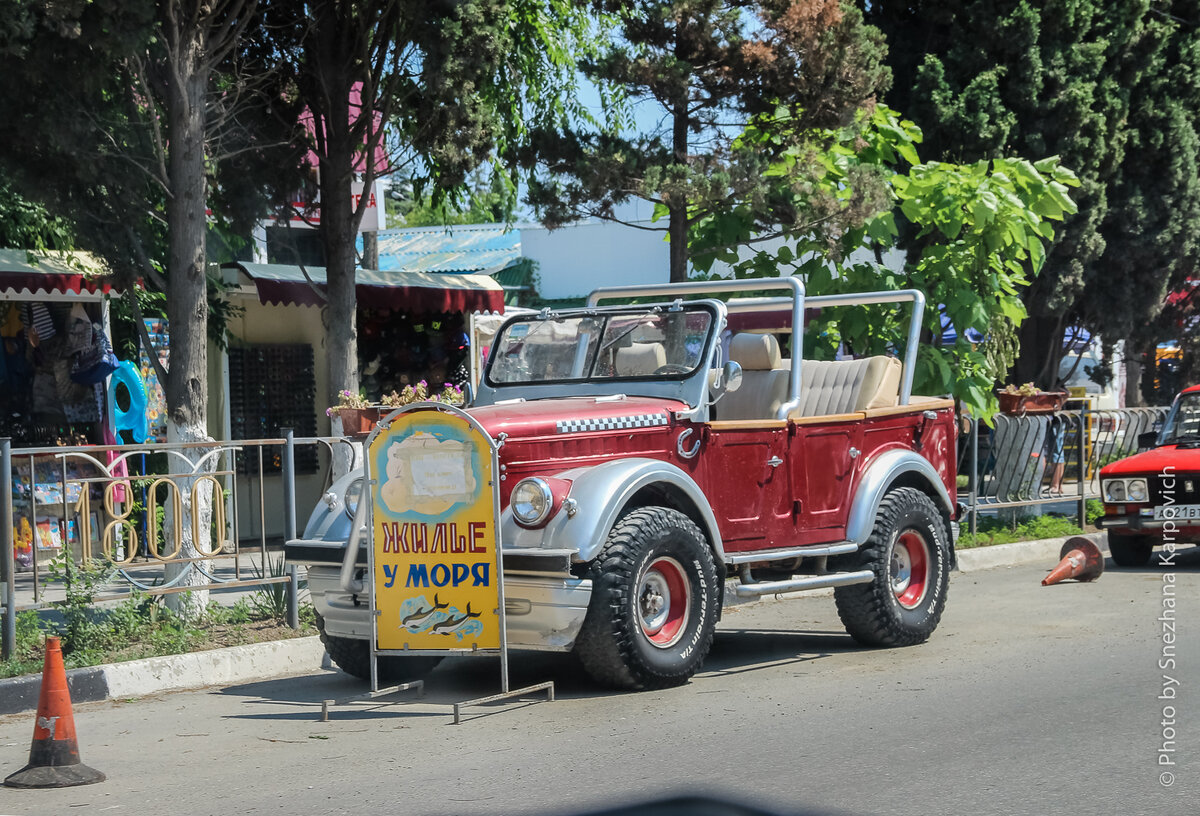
[326, 390, 381, 436]
[328, 382, 466, 437]
[997, 382, 1069, 415]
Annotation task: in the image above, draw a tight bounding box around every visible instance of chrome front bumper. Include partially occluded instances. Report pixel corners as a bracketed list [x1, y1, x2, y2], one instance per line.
[305, 566, 593, 652]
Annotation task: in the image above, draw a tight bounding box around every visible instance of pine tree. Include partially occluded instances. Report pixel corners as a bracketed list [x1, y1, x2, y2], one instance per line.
[527, 0, 890, 282]
[867, 0, 1200, 391]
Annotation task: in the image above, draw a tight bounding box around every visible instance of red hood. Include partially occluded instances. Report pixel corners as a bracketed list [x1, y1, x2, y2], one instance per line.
[467, 396, 686, 438]
[1100, 445, 1200, 477]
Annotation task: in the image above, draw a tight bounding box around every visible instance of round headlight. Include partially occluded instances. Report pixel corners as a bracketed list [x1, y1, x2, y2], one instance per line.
[1104, 480, 1127, 503]
[511, 478, 553, 526]
[344, 477, 364, 519]
[1127, 479, 1148, 503]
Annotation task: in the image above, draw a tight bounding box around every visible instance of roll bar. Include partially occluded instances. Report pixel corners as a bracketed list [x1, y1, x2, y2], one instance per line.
[587, 278, 926, 415]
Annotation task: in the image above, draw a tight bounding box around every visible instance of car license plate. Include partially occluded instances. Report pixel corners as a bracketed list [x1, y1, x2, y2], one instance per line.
[1154, 504, 1200, 521]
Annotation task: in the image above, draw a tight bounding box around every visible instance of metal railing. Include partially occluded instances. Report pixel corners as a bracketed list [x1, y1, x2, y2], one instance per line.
[959, 405, 1168, 537]
[1, 431, 362, 660]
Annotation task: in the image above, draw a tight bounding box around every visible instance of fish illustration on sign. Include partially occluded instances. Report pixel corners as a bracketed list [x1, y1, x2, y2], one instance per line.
[430, 603, 483, 636]
[401, 594, 450, 632]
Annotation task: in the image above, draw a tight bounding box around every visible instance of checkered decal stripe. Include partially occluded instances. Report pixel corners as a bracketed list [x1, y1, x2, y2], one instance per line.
[556, 413, 669, 434]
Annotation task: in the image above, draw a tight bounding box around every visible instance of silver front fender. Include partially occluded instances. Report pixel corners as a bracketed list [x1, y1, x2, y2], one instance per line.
[845, 448, 954, 546]
[501, 458, 727, 566]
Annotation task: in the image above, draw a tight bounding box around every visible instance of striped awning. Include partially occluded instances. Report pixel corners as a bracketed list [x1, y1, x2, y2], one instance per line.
[0, 249, 115, 299]
[224, 262, 505, 314]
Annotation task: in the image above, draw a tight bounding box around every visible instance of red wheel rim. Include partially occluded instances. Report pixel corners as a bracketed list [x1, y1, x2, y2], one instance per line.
[638, 556, 690, 648]
[891, 531, 930, 609]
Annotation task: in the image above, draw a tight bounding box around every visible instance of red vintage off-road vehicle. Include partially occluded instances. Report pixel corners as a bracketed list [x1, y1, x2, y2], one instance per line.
[286, 278, 959, 689]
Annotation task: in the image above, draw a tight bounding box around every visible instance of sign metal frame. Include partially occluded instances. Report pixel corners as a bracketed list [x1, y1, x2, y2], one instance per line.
[362, 402, 552, 715]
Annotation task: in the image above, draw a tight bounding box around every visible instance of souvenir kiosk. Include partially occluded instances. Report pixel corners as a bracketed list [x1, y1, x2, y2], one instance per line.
[0, 250, 129, 572]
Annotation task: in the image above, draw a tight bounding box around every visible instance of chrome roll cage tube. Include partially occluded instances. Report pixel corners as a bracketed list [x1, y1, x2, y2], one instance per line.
[587, 278, 926, 419]
[339, 477, 372, 595]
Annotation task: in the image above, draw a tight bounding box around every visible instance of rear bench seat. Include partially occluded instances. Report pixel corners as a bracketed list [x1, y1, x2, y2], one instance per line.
[718, 332, 903, 421]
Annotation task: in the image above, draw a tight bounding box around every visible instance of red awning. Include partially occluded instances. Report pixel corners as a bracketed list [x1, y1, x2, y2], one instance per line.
[0, 250, 116, 298]
[226, 262, 505, 314]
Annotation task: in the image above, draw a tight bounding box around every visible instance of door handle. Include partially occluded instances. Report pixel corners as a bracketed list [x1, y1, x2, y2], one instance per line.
[767, 456, 783, 468]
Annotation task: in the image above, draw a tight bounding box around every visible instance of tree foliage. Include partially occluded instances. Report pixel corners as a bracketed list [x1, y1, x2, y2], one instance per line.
[526, 0, 891, 282]
[865, 0, 1200, 391]
[0, 173, 75, 252]
[263, 0, 596, 409]
[701, 104, 1078, 420]
[0, 0, 296, 429]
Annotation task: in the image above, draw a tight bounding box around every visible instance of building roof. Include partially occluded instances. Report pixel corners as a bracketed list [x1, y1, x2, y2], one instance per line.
[374, 224, 521, 275]
[0, 249, 115, 300]
[223, 262, 505, 314]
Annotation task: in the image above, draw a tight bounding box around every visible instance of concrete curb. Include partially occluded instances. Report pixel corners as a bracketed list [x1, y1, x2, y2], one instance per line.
[955, 534, 1106, 573]
[0, 636, 326, 717]
[2, 534, 1108, 716]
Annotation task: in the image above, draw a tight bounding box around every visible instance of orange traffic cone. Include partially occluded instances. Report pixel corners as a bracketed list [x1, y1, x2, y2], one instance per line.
[4, 636, 105, 788]
[1042, 536, 1105, 586]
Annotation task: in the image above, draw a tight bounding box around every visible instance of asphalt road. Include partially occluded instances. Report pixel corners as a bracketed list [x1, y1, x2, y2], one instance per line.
[1, 552, 1196, 816]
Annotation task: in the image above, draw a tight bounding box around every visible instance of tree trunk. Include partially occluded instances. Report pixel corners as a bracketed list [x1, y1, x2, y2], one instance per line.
[667, 20, 689, 284]
[1125, 339, 1145, 408]
[1012, 313, 1066, 389]
[162, 24, 212, 618]
[363, 231, 378, 270]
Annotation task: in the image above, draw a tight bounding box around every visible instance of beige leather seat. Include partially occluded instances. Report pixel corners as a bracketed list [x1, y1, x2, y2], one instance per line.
[614, 342, 666, 376]
[792, 356, 902, 417]
[719, 334, 790, 420]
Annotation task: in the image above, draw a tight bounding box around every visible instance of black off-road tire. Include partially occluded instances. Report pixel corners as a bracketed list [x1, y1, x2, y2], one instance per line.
[1107, 532, 1154, 567]
[316, 614, 442, 683]
[833, 487, 951, 647]
[574, 507, 719, 690]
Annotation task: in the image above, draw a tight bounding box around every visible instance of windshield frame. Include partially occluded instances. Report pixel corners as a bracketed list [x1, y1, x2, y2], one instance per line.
[482, 303, 719, 388]
[472, 300, 724, 412]
[1159, 391, 1200, 445]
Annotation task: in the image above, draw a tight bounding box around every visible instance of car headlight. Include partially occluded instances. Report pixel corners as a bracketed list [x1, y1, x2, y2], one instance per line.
[1126, 479, 1148, 503]
[1102, 478, 1150, 504]
[343, 477, 364, 519]
[511, 478, 553, 526]
[1103, 479, 1126, 503]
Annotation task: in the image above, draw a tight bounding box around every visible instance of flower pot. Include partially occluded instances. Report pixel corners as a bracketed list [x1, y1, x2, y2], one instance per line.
[997, 390, 1068, 415]
[335, 406, 383, 437]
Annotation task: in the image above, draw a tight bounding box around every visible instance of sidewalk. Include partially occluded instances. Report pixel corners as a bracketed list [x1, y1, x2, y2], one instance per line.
[0, 534, 1106, 717]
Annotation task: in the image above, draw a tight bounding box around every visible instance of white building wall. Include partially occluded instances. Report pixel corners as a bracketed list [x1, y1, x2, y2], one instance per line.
[518, 201, 670, 300]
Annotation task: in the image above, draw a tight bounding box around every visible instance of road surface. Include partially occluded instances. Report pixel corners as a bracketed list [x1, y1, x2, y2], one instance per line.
[1, 552, 1196, 816]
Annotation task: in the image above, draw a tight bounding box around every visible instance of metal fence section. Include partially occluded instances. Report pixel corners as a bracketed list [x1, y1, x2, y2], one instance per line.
[1, 432, 356, 660]
[959, 405, 1168, 535]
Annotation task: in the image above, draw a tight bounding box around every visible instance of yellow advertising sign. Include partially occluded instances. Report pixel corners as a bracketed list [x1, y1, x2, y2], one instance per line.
[369, 409, 500, 652]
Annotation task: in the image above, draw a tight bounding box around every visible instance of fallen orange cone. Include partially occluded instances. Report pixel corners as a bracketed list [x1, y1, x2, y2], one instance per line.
[1042, 536, 1105, 586]
[4, 636, 105, 789]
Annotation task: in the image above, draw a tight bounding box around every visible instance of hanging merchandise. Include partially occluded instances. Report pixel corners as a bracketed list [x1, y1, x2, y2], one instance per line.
[109, 360, 149, 444]
[23, 302, 56, 348]
[139, 318, 168, 442]
[70, 322, 119, 385]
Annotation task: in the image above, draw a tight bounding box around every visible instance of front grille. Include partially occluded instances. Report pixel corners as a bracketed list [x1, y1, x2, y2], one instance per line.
[1149, 473, 1200, 505]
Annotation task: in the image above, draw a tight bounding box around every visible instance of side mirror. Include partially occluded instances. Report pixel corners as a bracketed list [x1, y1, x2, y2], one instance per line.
[1138, 430, 1159, 450]
[722, 361, 743, 393]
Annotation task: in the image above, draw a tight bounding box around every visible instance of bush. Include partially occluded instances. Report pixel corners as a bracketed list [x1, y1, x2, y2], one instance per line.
[959, 512, 1084, 548]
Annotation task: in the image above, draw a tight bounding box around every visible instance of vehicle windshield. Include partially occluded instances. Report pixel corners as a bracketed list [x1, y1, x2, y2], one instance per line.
[487, 306, 714, 385]
[1160, 392, 1200, 444]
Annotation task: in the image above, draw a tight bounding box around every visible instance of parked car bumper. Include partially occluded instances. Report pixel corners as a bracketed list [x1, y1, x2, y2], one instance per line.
[304, 565, 593, 652]
[1096, 514, 1200, 537]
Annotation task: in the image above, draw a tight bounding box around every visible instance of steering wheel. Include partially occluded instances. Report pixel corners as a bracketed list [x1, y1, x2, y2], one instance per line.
[653, 364, 691, 375]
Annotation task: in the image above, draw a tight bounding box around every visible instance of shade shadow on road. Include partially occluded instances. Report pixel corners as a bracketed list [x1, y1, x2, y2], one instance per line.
[701, 627, 858, 679]
[214, 624, 859, 723]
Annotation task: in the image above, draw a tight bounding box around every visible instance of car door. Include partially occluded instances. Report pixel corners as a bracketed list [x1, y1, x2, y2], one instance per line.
[699, 422, 791, 551]
[788, 417, 864, 544]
